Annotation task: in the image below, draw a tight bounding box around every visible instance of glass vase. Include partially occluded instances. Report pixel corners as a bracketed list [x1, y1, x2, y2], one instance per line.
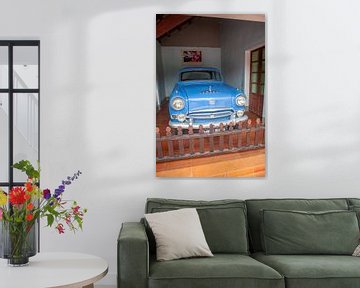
[0, 220, 37, 266]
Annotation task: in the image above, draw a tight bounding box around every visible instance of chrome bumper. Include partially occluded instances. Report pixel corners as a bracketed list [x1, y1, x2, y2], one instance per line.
[169, 115, 248, 129]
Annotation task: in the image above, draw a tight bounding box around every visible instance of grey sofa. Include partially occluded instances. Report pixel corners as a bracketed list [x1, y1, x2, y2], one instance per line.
[118, 198, 360, 288]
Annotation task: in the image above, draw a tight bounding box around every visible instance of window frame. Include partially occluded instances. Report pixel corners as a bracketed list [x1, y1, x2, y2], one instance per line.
[0, 40, 40, 190]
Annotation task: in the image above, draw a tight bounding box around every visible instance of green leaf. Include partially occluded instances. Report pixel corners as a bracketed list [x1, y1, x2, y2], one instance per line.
[75, 215, 83, 230]
[12, 160, 40, 180]
[47, 214, 54, 227]
[46, 205, 60, 217]
[13, 160, 30, 170]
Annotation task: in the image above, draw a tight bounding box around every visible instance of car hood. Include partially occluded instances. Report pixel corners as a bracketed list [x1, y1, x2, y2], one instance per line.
[178, 81, 238, 99]
[175, 81, 240, 112]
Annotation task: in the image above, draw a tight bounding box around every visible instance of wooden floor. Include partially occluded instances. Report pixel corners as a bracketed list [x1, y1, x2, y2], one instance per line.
[156, 148, 265, 178]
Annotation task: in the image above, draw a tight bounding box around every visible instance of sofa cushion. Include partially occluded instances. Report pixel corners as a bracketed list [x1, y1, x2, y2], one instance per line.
[146, 198, 249, 254]
[149, 254, 284, 288]
[261, 209, 359, 255]
[253, 252, 360, 288]
[246, 198, 349, 252]
[145, 208, 213, 261]
[347, 198, 360, 207]
[348, 205, 360, 228]
[347, 199, 360, 229]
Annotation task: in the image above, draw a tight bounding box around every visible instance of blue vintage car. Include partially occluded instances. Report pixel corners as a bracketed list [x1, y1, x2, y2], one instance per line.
[168, 67, 248, 128]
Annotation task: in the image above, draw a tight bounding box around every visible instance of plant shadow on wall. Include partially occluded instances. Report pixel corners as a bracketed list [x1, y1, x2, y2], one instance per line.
[156, 14, 266, 178]
[0, 160, 87, 266]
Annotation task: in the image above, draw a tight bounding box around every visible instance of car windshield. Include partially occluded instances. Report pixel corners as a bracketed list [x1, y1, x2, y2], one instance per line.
[180, 70, 222, 82]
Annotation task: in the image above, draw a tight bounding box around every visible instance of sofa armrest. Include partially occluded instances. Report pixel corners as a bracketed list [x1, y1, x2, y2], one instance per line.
[118, 222, 149, 288]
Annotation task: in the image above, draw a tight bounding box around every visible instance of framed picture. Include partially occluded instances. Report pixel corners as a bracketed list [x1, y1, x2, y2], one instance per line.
[182, 50, 202, 64]
[156, 14, 266, 178]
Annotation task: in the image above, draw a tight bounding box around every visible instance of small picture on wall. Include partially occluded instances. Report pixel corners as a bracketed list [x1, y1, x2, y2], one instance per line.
[182, 50, 202, 64]
[156, 14, 266, 178]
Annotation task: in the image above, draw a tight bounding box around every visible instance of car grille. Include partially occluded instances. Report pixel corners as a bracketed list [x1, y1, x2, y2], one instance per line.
[189, 109, 234, 120]
[188, 98, 232, 111]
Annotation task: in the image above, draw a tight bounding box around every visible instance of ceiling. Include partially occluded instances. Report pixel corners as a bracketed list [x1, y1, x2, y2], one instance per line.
[195, 14, 265, 22]
[156, 15, 193, 39]
[156, 14, 265, 42]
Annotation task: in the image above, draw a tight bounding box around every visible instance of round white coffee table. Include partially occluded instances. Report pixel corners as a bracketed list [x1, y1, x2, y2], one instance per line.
[0, 252, 108, 288]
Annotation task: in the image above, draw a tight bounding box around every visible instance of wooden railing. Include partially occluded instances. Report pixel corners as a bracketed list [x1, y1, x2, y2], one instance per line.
[156, 118, 265, 162]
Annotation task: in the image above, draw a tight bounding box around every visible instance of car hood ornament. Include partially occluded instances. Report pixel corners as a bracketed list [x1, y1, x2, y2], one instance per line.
[201, 85, 217, 94]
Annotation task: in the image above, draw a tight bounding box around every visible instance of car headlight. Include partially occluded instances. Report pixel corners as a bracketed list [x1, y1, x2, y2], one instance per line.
[236, 95, 246, 106]
[171, 97, 185, 110]
[177, 114, 186, 122]
[236, 110, 245, 117]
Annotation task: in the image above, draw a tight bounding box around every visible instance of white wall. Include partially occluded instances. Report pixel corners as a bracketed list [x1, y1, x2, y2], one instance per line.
[1, 0, 360, 286]
[221, 20, 265, 89]
[161, 46, 221, 96]
[156, 41, 165, 105]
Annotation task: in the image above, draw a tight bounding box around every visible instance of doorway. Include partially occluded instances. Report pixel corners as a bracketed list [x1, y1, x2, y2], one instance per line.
[248, 46, 265, 117]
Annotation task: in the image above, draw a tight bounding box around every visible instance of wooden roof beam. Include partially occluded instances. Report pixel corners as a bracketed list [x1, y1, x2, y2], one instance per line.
[156, 15, 193, 39]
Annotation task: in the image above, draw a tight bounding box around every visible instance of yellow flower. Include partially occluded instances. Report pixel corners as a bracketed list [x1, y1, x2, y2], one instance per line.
[0, 189, 7, 206]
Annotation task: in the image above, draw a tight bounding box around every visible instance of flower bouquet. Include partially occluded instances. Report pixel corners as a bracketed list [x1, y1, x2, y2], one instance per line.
[0, 160, 87, 266]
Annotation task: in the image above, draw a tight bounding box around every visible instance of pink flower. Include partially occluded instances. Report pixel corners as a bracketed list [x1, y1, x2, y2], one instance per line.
[0, 208, 3, 220]
[72, 205, 81, 215]
[56, 223, 65, 234]
[65, 214, 71, 225]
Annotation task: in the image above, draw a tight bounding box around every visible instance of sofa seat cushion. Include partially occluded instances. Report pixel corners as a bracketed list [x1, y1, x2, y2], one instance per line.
[253, 252, 360, 288]
[149, 254, 284, 288]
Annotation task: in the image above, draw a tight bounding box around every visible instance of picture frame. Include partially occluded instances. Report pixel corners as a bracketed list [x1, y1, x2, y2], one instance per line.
[156, 15, 266, 178]
[182, 50, 202, 64]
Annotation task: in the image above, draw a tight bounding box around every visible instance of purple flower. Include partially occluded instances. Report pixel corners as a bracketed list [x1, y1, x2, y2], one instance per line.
[54, 189, 63, 198]
[54, 170, 82, 199]
[43, 189, 51, 200]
